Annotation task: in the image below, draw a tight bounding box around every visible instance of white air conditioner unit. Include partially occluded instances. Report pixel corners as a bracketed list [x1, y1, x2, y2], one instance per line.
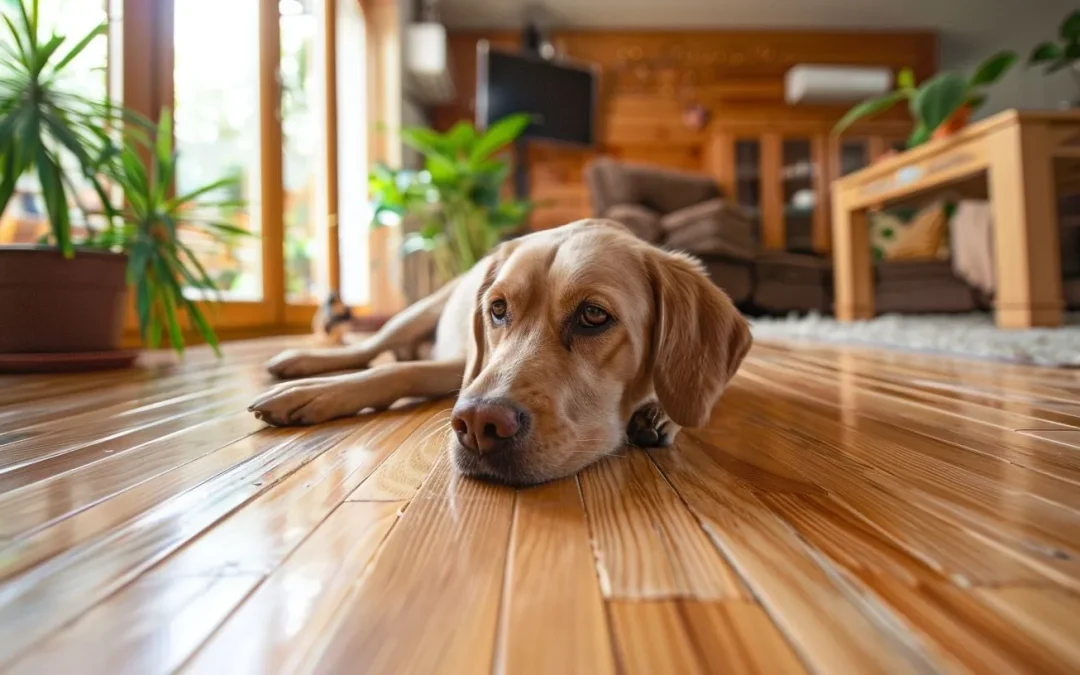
[785, 65, 892, 105]
[405, 22, 455, 105]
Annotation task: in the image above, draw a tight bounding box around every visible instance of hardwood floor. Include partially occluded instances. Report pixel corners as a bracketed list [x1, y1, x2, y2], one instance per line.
[2, 336, 1080, 674]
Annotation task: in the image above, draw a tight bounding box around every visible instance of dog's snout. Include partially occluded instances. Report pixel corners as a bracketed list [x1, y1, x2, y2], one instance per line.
[451, 398, 528, 454]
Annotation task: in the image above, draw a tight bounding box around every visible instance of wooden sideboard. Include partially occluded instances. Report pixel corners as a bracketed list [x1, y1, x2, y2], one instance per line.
[432, 29, 937, 253]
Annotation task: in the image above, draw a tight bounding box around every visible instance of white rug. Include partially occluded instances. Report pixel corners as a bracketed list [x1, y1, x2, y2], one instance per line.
[750, 312, 1080, 367]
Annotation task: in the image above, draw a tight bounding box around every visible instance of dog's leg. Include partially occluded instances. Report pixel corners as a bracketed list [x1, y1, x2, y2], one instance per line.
[626, 400, 681, 448]
[250, 359, 465, 426]
[266, 280, 458, 379]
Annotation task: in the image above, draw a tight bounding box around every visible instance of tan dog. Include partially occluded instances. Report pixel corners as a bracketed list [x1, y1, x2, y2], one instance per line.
[249, 219, 752, 486]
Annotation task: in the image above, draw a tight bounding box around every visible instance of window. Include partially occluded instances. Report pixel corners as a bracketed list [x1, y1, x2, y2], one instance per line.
[173, 0, 263, 301]
[0, 0, 111, 245]
[280, 0, 328, 304]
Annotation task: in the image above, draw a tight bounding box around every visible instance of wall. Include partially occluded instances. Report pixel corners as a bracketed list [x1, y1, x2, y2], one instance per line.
[433, 28, 935, 230]
[938, 2, 1078, 117]
[437, 0, 1078, 116]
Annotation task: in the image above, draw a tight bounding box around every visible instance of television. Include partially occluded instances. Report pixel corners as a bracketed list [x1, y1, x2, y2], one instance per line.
[476, 41, 597, 147]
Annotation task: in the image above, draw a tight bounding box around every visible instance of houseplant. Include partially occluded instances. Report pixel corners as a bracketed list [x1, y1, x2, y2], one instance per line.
[1028, 9, 1080, 104]
[368, 114, 533, 284]
[833, 51, 1018, 148]
[0, 0, 244, 357]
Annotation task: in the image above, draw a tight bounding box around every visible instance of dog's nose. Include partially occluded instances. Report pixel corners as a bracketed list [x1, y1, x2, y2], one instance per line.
[451, 398, 527, 454]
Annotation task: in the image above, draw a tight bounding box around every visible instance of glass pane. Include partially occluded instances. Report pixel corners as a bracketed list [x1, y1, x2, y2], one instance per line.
[336, 0, 369, 306]
[734, 140, 761, 222]
[782, 139, 815, 252]
[0, 0, 109, 245]
[281, 0, 328, 303]
[840, 140, 870, 177]
[174, 0, 262, 300]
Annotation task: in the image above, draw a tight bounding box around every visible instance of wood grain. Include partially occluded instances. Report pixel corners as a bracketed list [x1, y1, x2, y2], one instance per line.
[4, 335, 1080, 673]
[578, 449, 746, 600]
[610, 601, 807, 675]
[498, 479, 616, 675]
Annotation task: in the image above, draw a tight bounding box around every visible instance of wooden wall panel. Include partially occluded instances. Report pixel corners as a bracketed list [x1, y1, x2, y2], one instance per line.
[434, 29, 937, 231]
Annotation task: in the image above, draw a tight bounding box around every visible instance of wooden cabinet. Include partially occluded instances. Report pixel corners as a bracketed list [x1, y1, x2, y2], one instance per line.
[705, 121, 911, 254]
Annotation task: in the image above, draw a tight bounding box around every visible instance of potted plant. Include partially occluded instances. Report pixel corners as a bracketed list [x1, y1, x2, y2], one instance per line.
[368, 114, 533, 285]
[0, 0, 244, 360]
[1028, 10, 1080, 106]
[833, 51, 1018, 148]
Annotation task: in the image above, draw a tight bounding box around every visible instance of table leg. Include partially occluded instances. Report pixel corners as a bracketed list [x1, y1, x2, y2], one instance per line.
[832, 202, 873, 321]
[988, 122, 1064, 329]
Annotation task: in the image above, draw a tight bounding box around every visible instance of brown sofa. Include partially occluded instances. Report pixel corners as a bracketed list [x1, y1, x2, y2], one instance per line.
[585, 158, 985, 315]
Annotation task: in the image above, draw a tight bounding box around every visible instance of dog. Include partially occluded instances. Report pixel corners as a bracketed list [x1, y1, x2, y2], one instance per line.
[249, 219, 752, 486]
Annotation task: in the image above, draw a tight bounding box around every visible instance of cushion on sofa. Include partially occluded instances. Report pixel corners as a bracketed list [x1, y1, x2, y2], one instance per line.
[604, 204, 664, 243]
[660, 199, 757, 261]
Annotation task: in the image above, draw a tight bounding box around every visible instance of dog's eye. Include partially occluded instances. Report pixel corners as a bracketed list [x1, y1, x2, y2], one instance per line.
[490, 299, 507, 324]
[578, 304, 611, 329]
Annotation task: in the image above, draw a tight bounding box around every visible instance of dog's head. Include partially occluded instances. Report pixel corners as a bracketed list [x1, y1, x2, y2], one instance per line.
[449, 219, 751, 486]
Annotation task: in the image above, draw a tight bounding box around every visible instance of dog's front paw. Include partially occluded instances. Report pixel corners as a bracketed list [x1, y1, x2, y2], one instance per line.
[248, 380, 354, 426]
[627, 401, 680, 448]
[265, 349, 362, 379]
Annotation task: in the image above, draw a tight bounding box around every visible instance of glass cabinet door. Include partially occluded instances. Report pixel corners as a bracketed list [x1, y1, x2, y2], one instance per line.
[781, 138, 816, 252]
[734, 140, 762, 227]
[839, 139, 871, 177]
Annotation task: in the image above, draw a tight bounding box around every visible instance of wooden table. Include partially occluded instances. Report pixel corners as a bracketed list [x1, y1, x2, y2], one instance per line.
[831, 109, 1080, 329]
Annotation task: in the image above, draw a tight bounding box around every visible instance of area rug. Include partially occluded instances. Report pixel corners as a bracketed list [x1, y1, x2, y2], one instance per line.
[750, 312, 1080, 367]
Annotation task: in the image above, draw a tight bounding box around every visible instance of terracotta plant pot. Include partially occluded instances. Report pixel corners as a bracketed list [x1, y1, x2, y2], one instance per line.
[0, 246, 129, 353]
[932, 105, 972, 141]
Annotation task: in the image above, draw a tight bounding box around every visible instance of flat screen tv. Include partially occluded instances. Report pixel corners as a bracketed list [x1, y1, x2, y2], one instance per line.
[476, 40, 597, 147]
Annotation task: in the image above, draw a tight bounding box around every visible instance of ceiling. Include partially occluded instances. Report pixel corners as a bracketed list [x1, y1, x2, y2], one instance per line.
[436, 0, 1045, 31]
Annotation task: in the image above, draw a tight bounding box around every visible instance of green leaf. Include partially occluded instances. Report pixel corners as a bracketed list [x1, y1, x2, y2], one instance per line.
[470, 113, 531, 163]
[35, 144, 73, 256]
[183, 296, 220, 356]
[1029, 41, 1064, 66]
[968, 50, 1017, 88]
[33, 34, 64, 75]
[907, 122, 931, 148]
[401, 126, 451, 157]
[445, 122, 477, 155]
[51, 22, 104, 72]
[833, 90, 907, 135]
[155, 107, 173, 168]
[2, 14, 26, 63]
[1062, 10, 1080, 42]
[912, 72, 968, 135]
[896, 68, 916, 90]
[425, 153, 458, 184]
[167, 176, 236, 209]
[966, 93, 988, 112]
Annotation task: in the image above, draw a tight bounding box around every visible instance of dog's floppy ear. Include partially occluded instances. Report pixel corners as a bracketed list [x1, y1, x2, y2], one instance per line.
[463, 253, 501, 388]
[646, 249, 752, 428]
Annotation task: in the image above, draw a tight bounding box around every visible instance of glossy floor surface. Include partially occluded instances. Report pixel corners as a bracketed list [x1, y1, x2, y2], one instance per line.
[2, 336, 1080, 674]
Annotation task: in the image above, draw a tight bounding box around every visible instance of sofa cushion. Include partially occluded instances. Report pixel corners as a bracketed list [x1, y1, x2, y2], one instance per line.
[604, 204, 664, 243]
[595, 159, 721, 215]
[661, 199, 757, 261]
[752, 252, 831, 313]
[698, 258, 753, 305]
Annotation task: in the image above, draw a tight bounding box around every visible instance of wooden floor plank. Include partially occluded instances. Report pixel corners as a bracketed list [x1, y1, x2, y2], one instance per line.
[301, 454, 515, 675]
[0, 424, 356, 666]
[347, 407, 453, 501]
[3, 335, 1080, 674]
[181, 501, 404, 675]
[650, 437, 940, 674]
[609, 600, 808, 675]
[578, 449, 747, 600]
[497, 478, 616, 675]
